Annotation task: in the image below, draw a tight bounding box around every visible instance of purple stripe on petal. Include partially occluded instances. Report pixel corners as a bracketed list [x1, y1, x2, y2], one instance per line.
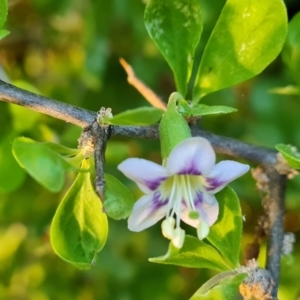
[177, 162, 202, 175]
[144, 176, 168, 191]
[194, 192, 204, 206]
[151, 191, 168, 213]
[205, 178, 224, 192]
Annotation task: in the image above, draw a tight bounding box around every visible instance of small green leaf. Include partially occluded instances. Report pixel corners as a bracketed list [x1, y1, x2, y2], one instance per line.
[282, 12, 300, 86]
[42, 142, 81, 157]
[268, 85, 299, 96]
[145, 0, 202, 96]
[178, 100, 237, 117]
[12, 137, 66, 192]
[104, 174, 135, 220]
[193, 0, 287, 101]
[149, 235, 231, 271]
[0, 0, 8, 28]
[109, 107, 163, 126]
[42, 142, 84, 169]
[0, 132, 26, 193]
[275, 143, 300, 169]
[207, 187, 242, 268]
[51, 159, 108, 268]
[190, 272, 247, 300]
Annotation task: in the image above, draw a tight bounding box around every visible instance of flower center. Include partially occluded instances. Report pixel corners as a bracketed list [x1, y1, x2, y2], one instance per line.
[159, 174, 207, 226]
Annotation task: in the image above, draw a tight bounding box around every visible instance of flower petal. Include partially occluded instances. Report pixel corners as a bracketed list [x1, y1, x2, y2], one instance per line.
[166, 137, 215, 176]
[180, 193, 219, 227]
[128, 192, 168, 232]
[118, 158, 168, 193]
[206, 161, 250, 194]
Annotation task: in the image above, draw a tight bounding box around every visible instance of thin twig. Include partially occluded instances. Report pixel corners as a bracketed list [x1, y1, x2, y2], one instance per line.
[264, 166, 287, 299]
[119, 58, 167, 111]
[92, 122, 111, 200]
[0, 79, 96, 128]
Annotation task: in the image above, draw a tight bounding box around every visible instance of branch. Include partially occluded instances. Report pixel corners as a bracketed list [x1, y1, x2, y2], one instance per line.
[264, 167, 287, 299]
[0, 79, 279, 165]
[92, 122, 111, 200]
[0, 80, 96, 128]
[0, 80, 287, 298]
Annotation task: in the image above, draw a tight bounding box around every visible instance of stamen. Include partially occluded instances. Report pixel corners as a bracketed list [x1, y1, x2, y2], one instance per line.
[166, 176, 177, 218]
[184, 176, 197, 211]
[174, 177, 182, 228]
[172, 227, 185, 249]
[197, 220, 210, 240]
[162, 217, 175, 239]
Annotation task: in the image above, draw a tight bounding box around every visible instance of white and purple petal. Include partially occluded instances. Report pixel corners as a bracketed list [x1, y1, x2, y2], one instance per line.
[180, 192, 219, 227]
[205, 161, 250, 194]
[128, 192, 168, 232]
[166, 137, 216, 176]
[118, 158, 168, 193]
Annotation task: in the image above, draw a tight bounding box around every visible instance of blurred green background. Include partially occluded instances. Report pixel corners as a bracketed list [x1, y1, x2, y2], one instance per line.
[1, 0, 300, 299]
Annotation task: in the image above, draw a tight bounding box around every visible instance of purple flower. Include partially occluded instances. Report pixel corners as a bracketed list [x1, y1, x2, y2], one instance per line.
[118, 137, 250, 248]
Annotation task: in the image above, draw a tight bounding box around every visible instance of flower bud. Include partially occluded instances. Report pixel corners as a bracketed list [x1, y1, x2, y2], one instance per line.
[159, 92, 191, 160]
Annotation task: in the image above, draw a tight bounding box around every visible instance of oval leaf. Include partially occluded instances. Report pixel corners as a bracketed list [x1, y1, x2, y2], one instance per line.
[276, 143, 300, 169]
[149, 235, 231, 271]
[178, 100, 237, 117]
[282, 11, 300, 86]
[145, 0, 202, 96]
[50, 160, 108, 268]
[104, 174, 135, 220]
[207, 187, 242, 268]
[12, 137, 66, 192]
[109, 107, 163, 126]
[190, 272, 247, 300]
[193, 0, 287, 100]
[43, 142, 81, 157]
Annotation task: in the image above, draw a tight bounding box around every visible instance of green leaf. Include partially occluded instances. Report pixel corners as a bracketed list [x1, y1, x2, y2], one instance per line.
[108, 107, 163, 126]
[12, 137, 66, 192]
[207, 187, 242, 268]
[282, 12, 300, 86]
[0, 0, 8, 28]
[104, 174, 135, 220]
[50, 159, 108, 268]
[268, 85, 299, 96]
[144, 0, 202, 96]
[178, 100, 237, 117]
[149, 235, 231, 271]
[12, 137, 82, 192]
[193, 0, 287, 101]
[42, 142, 84, 170]
[0, 132, 26, 193]
[275, 143, 300, 169]
[42, 142, 81, 157]
[190, 272, 247, 300]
